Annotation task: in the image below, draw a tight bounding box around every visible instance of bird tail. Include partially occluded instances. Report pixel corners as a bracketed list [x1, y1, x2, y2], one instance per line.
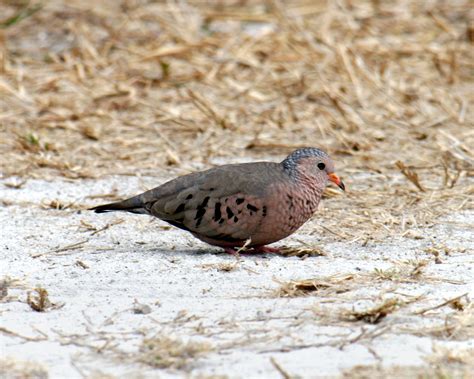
[89, 195, 148, 214]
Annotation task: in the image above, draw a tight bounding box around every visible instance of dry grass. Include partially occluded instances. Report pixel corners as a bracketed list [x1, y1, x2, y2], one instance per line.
[0, 0, 472, 242]
[200, 261, 240, 272]
[344, 345, 474, 378]
[0, 358, 48, 379]
[137, 335, 212, 369]
[277, 245, 326, 257]
[406, 301, 474, 340]
[0, 276, 26, 302]
[26, 287, 51, 312]
[343, 361, 472, 379]
[342, 298, 400, 324]
[26, 286, 63, 312]
[275, 273, 354, 297]
[370, 260, 430, 282]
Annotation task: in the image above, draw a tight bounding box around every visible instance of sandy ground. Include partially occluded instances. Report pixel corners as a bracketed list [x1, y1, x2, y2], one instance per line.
[1, 175, 473, 379]
[1, 1, 473, 377]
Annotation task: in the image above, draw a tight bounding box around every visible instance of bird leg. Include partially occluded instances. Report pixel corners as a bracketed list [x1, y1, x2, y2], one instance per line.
[251, 245, 281, 254]
[223, 247, 253, 256]
[223, 245, 281, 255]
[223, 247, 239, 256]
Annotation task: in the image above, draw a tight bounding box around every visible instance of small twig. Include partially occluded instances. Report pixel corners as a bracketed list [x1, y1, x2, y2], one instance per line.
[86, 192, 120, 200]
[70, 359, 88, 379]
[32, 239, 89, 258]
[75, 260, 90, 269]
[319, 224, 348, 239]
[396, 161, 425, 192]
[186, 89, 229, 129]
[234, 238, 253, 258]
[26, 287, 64, 312]
[270, 356, 293, 379]
[4, 178, 27, 189]
[338, 324, 392, 350]
[415, 292, 469, 315]
[340, 327, 369, 347]
[90, 219, 124, 236]
[0, 326, 48, 342]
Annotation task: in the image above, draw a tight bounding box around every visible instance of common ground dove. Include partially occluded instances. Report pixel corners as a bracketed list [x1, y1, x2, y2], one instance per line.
[91, 148, 345, 254]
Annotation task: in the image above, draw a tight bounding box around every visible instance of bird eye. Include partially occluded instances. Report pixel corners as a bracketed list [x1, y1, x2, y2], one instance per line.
[317, 162, 326, 170]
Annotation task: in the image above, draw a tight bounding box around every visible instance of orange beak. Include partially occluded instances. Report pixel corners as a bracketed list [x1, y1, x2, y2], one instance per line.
[328, 173, 345, 191]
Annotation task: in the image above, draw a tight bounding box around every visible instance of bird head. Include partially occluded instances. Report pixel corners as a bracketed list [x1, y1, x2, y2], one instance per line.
[282, 148, 345, 191]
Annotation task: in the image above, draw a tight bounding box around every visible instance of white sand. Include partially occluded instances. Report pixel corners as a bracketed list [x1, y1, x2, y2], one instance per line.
[1, 176, 473, 378]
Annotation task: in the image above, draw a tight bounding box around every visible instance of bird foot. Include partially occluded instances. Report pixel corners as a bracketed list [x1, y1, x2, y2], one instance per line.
[223, 246, 280, 255]
[251, 246, 281, 254]
[224, 248, 240, 256]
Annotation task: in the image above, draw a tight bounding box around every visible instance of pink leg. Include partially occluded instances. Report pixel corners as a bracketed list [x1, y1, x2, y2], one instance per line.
[224, 247, 239, 256]
[223, 247, 254, 256]
[252, 246, 281, 254]
[223, 246, 281, 255]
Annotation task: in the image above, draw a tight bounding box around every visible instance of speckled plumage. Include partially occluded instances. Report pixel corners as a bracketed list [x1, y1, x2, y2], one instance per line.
[91, 148, 345, 253]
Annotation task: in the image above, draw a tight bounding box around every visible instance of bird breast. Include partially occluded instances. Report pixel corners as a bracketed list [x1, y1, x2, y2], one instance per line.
[251, 181, 323, 245]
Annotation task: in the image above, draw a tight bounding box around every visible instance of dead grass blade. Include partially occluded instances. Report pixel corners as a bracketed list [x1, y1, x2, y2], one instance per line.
[275, 274, 354, 297]
[0, 3, 42, 29]
[31, 239, 89, 258]
[395, 161, 425, 192]
[138, 335, 212, 369]
[0, 276, 26, 301]
[26, 287, 63, 312]
[278, 245, 326, 258]
[0, 358, 48, 379]
[415, 292, 470, 315]
[342, 298, 400, 324]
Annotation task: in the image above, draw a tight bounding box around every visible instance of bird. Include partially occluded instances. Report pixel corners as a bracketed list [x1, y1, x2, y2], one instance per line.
[90, 147, 345, 255]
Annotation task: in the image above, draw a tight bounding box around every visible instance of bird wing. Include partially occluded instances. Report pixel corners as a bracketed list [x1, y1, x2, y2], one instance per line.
[140, 162, 282, 242]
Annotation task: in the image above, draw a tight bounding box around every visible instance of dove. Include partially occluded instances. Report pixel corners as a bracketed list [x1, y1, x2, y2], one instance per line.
[90, 148, 345, 254]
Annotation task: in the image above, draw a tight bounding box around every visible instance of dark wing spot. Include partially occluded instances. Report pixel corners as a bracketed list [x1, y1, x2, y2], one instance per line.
[209, 187, 215, 191]
[194, 207, 206, 227]
[233, 216, 239, 223]
[226, 206, 234, 219]
[246, 204, 259, 212]
[195, 196, 210, 227]
[194, 207, 206, 221]
[186, 194, 193, 200]
[262, 206, 267, 217]
[306, 199, 311, 205]
[174, 203, 186, 214]
[200, 196, 210, 208]
[213, 202, 222, 222]
[236, 198, 245, 205]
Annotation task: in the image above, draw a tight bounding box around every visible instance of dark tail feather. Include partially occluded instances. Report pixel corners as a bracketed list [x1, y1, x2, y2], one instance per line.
[89, 196, 148, 214]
